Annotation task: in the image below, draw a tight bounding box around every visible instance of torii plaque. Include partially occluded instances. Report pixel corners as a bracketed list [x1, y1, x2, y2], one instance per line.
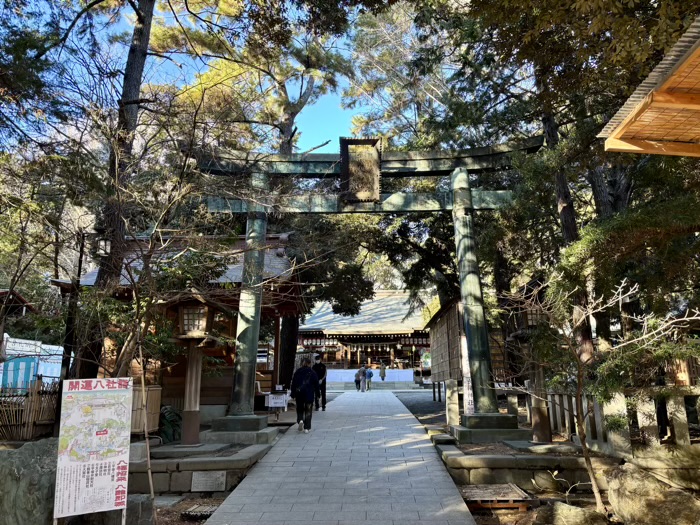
[198, 137, 541, 436]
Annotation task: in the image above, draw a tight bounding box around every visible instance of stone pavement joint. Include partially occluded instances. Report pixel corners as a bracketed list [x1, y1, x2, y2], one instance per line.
[205, 391, 476, 525]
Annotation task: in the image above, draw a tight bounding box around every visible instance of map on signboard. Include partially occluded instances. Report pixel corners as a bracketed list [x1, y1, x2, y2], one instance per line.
[54, 378, 133, 519]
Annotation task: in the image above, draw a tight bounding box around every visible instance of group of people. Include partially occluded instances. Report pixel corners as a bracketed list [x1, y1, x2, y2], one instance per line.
[289, 357, 389, 434]
[354, 362, 386, 392]
[289, 355, 327, 433]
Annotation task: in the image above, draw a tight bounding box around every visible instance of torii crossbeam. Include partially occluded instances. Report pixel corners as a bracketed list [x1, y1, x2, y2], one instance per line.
[198, 137, 541, 438]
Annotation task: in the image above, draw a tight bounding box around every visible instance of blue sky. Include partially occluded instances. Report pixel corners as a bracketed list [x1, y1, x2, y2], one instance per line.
[295, 92, 357, 154]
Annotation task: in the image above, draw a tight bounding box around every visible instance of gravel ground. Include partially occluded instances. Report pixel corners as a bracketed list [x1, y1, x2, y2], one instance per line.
[394, 389, 447, 426]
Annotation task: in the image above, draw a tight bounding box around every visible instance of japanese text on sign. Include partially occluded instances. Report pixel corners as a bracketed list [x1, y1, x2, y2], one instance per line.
[54, 378, 133, 519]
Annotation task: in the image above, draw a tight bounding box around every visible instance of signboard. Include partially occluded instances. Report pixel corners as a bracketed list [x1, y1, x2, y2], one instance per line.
[191, 471, 227, 492]
[267, 394, 288, 408]
[54, 378, 133, 519]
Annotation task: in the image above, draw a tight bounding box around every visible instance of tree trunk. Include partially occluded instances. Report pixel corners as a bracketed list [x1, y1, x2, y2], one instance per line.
[587, 165, 615, 352]
[278, 118, 295, 156]
[621, 296, 643, 338]
[588, 166, 614, 219]
[575, 362, 607, 514]
[588, 163, 634, 351]
[278, 316, 299, 388]
[114, 308, 154, 377]
[541, 108, 595, 364]
[76, 0, 156, 379]
[531, 362, 552, 442]
[97, 0, 156, 289]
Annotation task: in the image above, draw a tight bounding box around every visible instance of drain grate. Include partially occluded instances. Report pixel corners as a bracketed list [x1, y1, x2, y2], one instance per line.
[460, 483, 536, 512]
[181, 504, 220, 521]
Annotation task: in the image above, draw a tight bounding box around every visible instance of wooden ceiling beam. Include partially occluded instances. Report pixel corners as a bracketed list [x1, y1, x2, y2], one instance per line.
[651, 91, 700, 111]
[604, 137, 700, 157]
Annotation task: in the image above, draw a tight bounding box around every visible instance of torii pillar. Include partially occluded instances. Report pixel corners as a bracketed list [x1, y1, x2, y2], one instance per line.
[210, 172, 270, 434]
[450, 168, 529, 442]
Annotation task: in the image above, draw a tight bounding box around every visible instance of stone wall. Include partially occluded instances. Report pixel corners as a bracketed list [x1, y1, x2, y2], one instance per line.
[0, 439, 156, 525]
[436, 444, 621, 493]
[128, 444, 270, 494]
[0, 438, 58, 525]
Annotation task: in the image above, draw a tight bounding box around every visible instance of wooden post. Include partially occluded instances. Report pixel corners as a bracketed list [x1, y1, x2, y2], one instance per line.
[668, 395, 691, 446]
[273, 316, 281, 388]
[586, 396, 598, 441]
[507, 393, 519, 416]
[592, 398, 606, 443]
[445, 379, 460, 426]
[637, 396, 660, 447]
[602, 393, 632, 455]
[563, 395, 576, 437]
[182, 344, 203, 445]
[531, 365, 552, 442]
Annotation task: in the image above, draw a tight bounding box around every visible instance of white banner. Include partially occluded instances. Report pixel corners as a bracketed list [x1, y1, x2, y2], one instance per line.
[459, 332, 475, 415]
[54, 378, 133, 519]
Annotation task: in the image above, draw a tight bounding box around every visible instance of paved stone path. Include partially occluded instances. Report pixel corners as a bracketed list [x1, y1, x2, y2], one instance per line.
[206, 391, 475, 525]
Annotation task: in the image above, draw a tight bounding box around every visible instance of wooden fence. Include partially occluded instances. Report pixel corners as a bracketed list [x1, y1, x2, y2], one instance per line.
[131, 384, 162, 434]
[1, 380, 165, 440]
[0, 380, 60, 441]
[547, 386, 700, 457]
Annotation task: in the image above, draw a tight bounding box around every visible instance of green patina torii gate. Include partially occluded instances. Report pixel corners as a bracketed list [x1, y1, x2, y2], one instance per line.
[199, 137, 541, 435]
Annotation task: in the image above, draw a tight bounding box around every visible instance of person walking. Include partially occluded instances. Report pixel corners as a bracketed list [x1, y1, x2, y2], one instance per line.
[379, 362, 386, 381]
[366, 367, 373, 390]
[290, 357, 319, 433]
[312, 354, 327, 411]
[354, 369, 362, 391]
[359, 364, 367, 392]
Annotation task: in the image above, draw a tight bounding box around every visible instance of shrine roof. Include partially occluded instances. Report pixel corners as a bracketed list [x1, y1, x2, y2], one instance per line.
[299, 290, 430, 335]
[0, 289, 36, 312]
[50, 235, 294, 290]
[599, 15, 700, 157]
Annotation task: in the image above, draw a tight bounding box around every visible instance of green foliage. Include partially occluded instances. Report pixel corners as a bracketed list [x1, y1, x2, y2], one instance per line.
[0, 1, 62, 140]
[593, 337, 700, 395]
[153, 251, 229, 292]
[283, 213, 376, 316]
[318, 264, 375, 316]
[343, 2, 450, 148]
[603, 414, 629, 434]
[158, 405, 182, 444]
[4, 312, 65, 345]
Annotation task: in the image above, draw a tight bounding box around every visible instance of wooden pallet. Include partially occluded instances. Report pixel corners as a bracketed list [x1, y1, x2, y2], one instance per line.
[460, 483, 536, 512]
[181, 504, 219, 521]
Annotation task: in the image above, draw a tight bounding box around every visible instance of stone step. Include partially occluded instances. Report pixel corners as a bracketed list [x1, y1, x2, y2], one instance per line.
[200, 426, 279, 445]
[327, 381, 422, 391]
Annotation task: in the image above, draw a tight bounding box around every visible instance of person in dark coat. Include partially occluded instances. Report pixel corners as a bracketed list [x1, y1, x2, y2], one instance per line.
[290, 357, 320, 433]
[312, 354, 327, 411]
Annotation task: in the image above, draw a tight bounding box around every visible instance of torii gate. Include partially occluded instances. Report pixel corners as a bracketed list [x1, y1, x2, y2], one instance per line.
[198, 136, 541, 437]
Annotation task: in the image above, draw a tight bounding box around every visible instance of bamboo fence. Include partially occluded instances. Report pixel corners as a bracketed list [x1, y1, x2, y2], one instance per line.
[0, 380, 60, 441]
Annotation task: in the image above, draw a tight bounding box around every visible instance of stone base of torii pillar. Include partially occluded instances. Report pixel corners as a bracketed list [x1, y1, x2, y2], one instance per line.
[451, 413, 530, 444]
